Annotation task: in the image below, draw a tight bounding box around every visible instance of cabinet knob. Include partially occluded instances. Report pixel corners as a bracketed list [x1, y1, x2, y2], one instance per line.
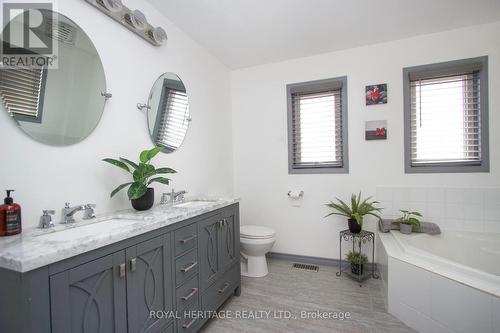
[181, 288, 198, 301]
[130, 257, 137, 272]
[182, 318, 197, 329]
[180, 235, 196, 244]
[119, 263, 126, 278]
[181, 261, 197, 273]
[218, 282, 230, 294]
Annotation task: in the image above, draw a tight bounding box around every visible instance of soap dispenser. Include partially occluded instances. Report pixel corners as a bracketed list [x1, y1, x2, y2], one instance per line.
[0, 190, 22, 236]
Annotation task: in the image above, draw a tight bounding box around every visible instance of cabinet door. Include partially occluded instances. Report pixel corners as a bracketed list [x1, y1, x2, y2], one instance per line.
[50, 251, 127, 333]
[221, 207, 239, 272]
[198, 213, 222, 290]
[126, 235, 173, 333]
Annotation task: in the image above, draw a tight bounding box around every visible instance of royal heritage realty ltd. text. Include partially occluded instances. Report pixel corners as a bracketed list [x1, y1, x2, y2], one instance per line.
[150, 310, 352, 320]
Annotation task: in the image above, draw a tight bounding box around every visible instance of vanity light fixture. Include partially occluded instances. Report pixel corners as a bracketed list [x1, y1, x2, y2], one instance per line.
[97, 0, 123, 13]
[124, 9, 147, 31]
[84, 0, 167, 46]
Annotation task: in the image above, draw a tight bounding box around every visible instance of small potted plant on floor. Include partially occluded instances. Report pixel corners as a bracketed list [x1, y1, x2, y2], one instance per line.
[103, 147, 176, 211]
[325, 192, 382, 233]
[346, 251, 368, 276]
[398, 210, 422, 234]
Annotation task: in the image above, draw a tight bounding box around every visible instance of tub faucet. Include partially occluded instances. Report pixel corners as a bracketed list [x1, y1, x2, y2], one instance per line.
[61, 203, 96, 224]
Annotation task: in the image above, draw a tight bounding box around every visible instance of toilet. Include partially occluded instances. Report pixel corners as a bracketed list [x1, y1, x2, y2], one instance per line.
[240, 225, 276, 278]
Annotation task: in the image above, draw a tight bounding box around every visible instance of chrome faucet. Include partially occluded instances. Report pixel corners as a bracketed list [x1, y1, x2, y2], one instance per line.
[39, 210, 55, 229]
[61, 203, 96, 224]
[161, 189, 187, 205]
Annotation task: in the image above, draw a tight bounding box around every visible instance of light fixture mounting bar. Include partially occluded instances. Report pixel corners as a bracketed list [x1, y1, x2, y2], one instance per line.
[83, 0, 167, 46]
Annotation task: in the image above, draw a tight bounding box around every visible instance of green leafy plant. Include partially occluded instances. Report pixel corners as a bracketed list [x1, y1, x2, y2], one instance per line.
[103, 147, 176, 200]
[346, 251, 368, 265]
[398, 210, 422, 231]
[325, 192, 382, 229]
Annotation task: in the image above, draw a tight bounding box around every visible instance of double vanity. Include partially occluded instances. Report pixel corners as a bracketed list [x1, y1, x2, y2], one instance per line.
[0, 199, 240, 333]
[0, 6, 237, 333]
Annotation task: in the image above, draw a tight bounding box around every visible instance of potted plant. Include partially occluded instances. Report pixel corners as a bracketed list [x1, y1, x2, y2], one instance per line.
[346, 251, 368, 276]
[103, 147, 176, 211]
[325, 193, 382, 233]
[398, 210, 422, 234]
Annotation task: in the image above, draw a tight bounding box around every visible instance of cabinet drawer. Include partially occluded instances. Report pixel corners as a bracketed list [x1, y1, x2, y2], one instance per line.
[177, 300, 200, 333]
[201, 264, 239, 312]
[175, 249, 198, 286]
[174, 224, 197, 256]
[176, 274, 199, 310]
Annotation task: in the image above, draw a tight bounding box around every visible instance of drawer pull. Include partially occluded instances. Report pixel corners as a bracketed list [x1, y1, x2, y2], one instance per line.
[130, 257, 137, 272]
[119, 263, 126, 278]
[181, 288, 198, 301]
[181, 261, 198, 273]
[180, 235, 196, 244]
[182, 318, 197, 329]
[218, 282, 230, 294]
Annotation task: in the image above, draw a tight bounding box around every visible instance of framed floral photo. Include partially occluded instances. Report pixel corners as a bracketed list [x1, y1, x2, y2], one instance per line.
[366, 84, 387, 105]
[365, 120, 387, 140]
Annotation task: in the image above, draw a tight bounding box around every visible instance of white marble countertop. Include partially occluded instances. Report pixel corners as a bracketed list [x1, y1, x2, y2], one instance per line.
[0, 198, 238, 273]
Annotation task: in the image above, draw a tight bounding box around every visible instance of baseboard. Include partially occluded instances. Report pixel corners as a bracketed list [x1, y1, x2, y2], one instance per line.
[267, 252, 343, 267]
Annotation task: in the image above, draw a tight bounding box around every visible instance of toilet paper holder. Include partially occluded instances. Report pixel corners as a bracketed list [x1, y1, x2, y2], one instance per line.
[287, 190, 304, 199]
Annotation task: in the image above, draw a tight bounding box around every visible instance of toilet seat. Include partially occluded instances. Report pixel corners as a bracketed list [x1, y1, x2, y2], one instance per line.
[240, 225, 276, 240]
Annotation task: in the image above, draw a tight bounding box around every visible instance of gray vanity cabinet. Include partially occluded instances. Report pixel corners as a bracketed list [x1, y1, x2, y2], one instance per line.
[198, 205, 241, 310]
[0, 203, 239, 333]
[50, 235, 173, 333]
[49, 251, 128, 333]
[126, 235, 173, 333]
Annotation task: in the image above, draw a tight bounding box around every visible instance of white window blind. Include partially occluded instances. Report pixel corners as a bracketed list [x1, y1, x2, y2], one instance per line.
[0, 68, 45, 121]
[410, 72, 481, 166]
[155, 89, 189, 151]
[291, 88, 343, 168]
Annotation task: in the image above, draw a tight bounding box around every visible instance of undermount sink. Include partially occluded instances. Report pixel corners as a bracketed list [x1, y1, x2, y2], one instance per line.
[173, 200, 217, 209]
[33, 217, 140, 241]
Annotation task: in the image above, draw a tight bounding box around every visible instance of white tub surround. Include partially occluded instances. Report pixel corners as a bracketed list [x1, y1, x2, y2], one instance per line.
[378, 230, 500, 333]
[376, 187, 500, 233]
[0, 198, 238, 273]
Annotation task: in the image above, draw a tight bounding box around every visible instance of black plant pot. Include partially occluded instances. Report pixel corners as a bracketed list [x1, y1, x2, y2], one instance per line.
[348, 218, 362, 233]
[131, 188, 154, 211]
[351, 263, 364, 276]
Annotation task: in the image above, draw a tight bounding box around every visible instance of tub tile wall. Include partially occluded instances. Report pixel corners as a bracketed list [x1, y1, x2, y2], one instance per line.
[376, 187, 500, 233]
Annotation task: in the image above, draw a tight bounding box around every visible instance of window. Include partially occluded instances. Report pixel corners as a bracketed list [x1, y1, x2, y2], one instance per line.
[403, 57, 489, 173]
[0, 67, 47, 123]
[287, 77, 348, 174]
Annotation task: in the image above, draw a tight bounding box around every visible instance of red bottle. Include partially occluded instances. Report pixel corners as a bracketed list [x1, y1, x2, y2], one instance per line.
[0, 190, 22, 236]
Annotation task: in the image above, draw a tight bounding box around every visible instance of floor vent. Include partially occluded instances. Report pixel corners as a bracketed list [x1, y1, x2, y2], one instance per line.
[292, 263, 319, 272]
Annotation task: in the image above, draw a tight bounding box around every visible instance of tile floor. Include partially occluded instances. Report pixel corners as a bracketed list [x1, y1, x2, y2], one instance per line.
[200, 258, 416, 333]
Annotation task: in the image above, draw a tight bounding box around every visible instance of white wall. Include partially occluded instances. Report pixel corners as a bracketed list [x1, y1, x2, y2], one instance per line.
[0, 0, 233, 228]
[231, 22, 500, 260]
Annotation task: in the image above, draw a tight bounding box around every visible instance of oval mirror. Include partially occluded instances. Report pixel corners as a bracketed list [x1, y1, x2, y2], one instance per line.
[146, 73, 190, 153]
[0, 9, 107, 146]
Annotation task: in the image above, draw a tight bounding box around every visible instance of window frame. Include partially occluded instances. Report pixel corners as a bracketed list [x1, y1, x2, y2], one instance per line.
[403, 56, 489, 174]
[286, 76, 349, 174]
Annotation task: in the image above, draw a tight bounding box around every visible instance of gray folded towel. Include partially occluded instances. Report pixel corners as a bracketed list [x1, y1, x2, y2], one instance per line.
[378, 219, 441, 235]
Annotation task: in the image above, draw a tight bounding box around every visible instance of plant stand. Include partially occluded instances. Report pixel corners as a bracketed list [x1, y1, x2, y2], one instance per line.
[336, 229, 379, 284]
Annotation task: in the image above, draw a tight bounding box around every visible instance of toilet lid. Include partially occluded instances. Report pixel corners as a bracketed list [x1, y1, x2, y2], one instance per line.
[240, 225, 276, 239]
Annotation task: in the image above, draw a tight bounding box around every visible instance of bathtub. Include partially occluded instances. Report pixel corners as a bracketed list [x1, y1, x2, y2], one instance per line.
[377, 230, 500, 333]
